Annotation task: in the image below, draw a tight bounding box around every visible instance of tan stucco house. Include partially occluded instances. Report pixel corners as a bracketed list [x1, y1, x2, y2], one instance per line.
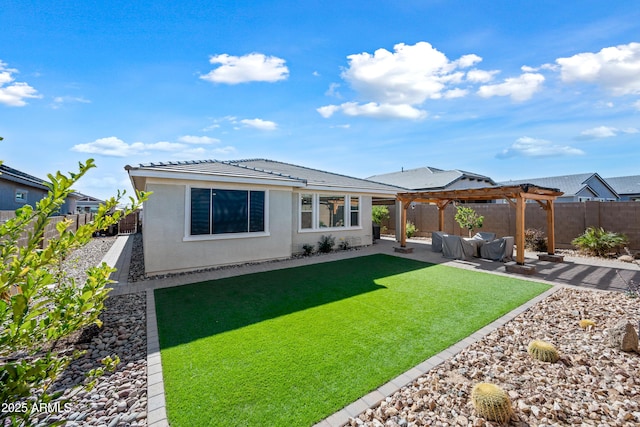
[125, 159, 402, 276]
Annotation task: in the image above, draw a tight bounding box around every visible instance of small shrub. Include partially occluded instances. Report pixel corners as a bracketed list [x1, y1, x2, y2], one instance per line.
[302, 243, 314, 256]
[317, 234, 335, 253]
[454, 206, 484, 237]
[371, 205, 390, 225]
[571, 227, 629, 257]
[616, 269, 640, 298]
[525, 228, 547, 252]
[338, 239, 350, 250]
[405, 221, 418, 238]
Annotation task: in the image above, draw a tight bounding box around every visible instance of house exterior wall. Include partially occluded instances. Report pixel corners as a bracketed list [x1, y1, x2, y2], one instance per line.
[142, 180, 293, 276]
[290, 193, 374, 253]
[582, 177, 618, 200]
[0, 180, 48, 211]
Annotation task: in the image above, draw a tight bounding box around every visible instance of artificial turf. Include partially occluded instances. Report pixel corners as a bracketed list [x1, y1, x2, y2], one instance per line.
[154, 254, 550, 426]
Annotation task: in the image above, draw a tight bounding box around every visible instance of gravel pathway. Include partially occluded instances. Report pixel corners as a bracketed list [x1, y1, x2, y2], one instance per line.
[32, 236, 148, 427]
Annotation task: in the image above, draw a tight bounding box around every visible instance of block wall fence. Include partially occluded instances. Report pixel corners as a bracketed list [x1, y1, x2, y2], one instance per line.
[381, 201, 640, 251]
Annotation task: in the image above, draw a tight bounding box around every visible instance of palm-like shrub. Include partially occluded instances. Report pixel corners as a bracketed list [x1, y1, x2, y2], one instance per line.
[571, 227, 628, 257]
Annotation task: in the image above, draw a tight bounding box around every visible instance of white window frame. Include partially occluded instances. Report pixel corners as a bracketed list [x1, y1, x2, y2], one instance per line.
[15, 189, 28, 203]
[184, 185, 270, 241]
[298, 193, 362, 232]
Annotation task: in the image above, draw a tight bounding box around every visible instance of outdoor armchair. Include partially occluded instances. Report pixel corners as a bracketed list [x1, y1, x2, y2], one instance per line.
[479, 236, 515, 262]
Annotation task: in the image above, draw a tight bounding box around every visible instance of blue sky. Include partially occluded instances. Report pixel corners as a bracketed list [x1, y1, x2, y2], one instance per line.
[1, 0, 639, 200]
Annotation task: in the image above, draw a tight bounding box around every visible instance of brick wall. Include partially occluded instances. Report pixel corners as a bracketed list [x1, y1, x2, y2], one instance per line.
[383, 201, 640, 250]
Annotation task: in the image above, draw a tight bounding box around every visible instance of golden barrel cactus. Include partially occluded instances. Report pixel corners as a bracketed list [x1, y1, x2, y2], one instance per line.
[527, 339, 559, 362]
[471, 382, 513, 423]
[579, 319, 596, 329]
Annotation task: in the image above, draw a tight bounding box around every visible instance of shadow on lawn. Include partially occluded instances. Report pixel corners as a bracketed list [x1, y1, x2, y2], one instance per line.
[154, 254, 433, 349]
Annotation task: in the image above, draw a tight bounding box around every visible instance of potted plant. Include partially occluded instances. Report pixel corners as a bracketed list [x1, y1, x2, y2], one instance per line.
[371, 205, 390, 240]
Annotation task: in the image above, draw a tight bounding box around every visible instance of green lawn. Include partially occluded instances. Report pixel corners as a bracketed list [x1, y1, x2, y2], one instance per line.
[155, 254, 550, 426]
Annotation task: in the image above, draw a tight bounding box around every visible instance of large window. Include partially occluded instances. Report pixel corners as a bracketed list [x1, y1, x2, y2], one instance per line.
[299, 193, 360, 230]
[190, 188, 266, 236]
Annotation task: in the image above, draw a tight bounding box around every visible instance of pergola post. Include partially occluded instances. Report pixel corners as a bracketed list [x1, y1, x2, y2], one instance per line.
[546, 201, 555, 255]
[515, 195, 526, 265]
[436, 200, 449, 231]
[399, 199, 409, 248]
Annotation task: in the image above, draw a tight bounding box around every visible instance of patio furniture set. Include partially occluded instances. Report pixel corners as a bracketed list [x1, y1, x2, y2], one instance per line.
[431, 231, 514, 262]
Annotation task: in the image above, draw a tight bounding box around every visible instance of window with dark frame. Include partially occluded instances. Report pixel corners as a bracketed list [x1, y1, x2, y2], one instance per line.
[190, 188, 266, 236]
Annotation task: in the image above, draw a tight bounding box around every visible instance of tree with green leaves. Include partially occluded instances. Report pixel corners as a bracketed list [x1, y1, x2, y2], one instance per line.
[454, 205, 484, 237]
[0, 158, 149, 425]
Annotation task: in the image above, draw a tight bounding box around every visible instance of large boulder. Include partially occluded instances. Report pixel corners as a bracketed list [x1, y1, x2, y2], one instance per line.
[606, 320, 639, 353]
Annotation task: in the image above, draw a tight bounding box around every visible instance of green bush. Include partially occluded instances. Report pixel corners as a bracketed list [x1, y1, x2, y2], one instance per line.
[406, 221, 418, 238]
[525, 228, 548, 252]
[302, 244, 314, 256]
[0, 158, 149, 425]
[371, 206, 390, 225]
[571, 227, 628, 257]
[317, 235, 335, 253]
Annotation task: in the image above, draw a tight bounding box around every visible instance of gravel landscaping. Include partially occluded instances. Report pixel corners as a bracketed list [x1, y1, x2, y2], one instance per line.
[16, 234, 640, 426]
[33, 236, 148, 427]
[349, 287, 640, 426]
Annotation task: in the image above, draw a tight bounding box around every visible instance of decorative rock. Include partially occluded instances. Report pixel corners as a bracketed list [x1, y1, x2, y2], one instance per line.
[606, 320, 639, 352]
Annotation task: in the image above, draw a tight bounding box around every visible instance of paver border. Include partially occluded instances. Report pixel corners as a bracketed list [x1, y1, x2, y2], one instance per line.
[146, 289, 169, 427]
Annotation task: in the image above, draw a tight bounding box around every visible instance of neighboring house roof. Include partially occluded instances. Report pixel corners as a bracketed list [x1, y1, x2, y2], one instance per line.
[0, 164, 85, 200]
[0, 163, 51, 191]
[605, 175, 640, 196]
[126, 159, 405, 195]
[499, 173, 619, 199]
[367, 166, 496, 190]
[75, 193, 106, 203]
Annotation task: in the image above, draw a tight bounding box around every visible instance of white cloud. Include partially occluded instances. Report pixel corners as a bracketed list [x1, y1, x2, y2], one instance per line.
[322, 102, 427, 120]
[579, 126, 639, 139]
[72, 136, 234, 158]
[556, 42, 640, 96]
[580, 126, 618, 139]
[497, 136, 585, 158]
[466, 69, 499, 83]
[634, 100, 640, 110]
[443, 88, 468, 99]
[72, 137, 146, 157]
[341, 42, 481, 105]
[200, 53, 289, 84]
[239, 118, 278, 131]
[178, 135, 220, 144]
[325, 82, 342, 98]
[0, 61, 42, 107]
[51, 96, 91, 109]
[477, 73, 545, 102]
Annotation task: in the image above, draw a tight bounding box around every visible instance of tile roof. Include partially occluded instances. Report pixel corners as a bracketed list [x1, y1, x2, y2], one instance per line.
[367, 166, 495, 190]
[127, 159, 405, 193]
[0, 163, 50, 190]
[605, 175, 640, 195]
[499, 173, 600, 196]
